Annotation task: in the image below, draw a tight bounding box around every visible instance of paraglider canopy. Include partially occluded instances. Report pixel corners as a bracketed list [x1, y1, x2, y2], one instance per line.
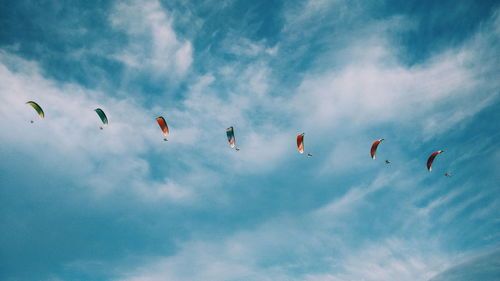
[26, 101, 44, 119]
[297, 133, 305, 154]
[427, 150, 444, 171]
[226, 127, 236, 149]
[94, 108, 108, 128]
[370, 139, 384, 159]
[156, 117, 169, 140]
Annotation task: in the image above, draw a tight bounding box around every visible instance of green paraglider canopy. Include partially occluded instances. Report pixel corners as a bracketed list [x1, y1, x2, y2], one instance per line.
[94, 108, 108, 125]
[26, 101, 44, 119]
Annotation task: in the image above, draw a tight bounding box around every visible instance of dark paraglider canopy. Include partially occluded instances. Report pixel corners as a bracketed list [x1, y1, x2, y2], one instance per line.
[95, 108, 108, 129]
[226, 127, 239, 151]
[427, 150, 444, 171]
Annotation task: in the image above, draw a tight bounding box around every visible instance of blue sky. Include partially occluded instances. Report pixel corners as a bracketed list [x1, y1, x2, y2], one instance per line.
[0, 0, 499, 280]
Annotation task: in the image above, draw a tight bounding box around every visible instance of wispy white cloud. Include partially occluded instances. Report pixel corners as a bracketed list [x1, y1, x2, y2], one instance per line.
[290, 23, 495, 136]
[110, 0, 193, 78]
[110, 171, 444, 281]
[429, 249, 500, 281]
[222, 34, 279, 58]
[329, 239, 446, 281]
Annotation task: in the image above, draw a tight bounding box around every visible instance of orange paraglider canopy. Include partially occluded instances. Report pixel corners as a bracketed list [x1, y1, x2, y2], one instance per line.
[156, 117, 169, 136]
[370, 139, 384, 159]
[297, 133, 304, 154]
